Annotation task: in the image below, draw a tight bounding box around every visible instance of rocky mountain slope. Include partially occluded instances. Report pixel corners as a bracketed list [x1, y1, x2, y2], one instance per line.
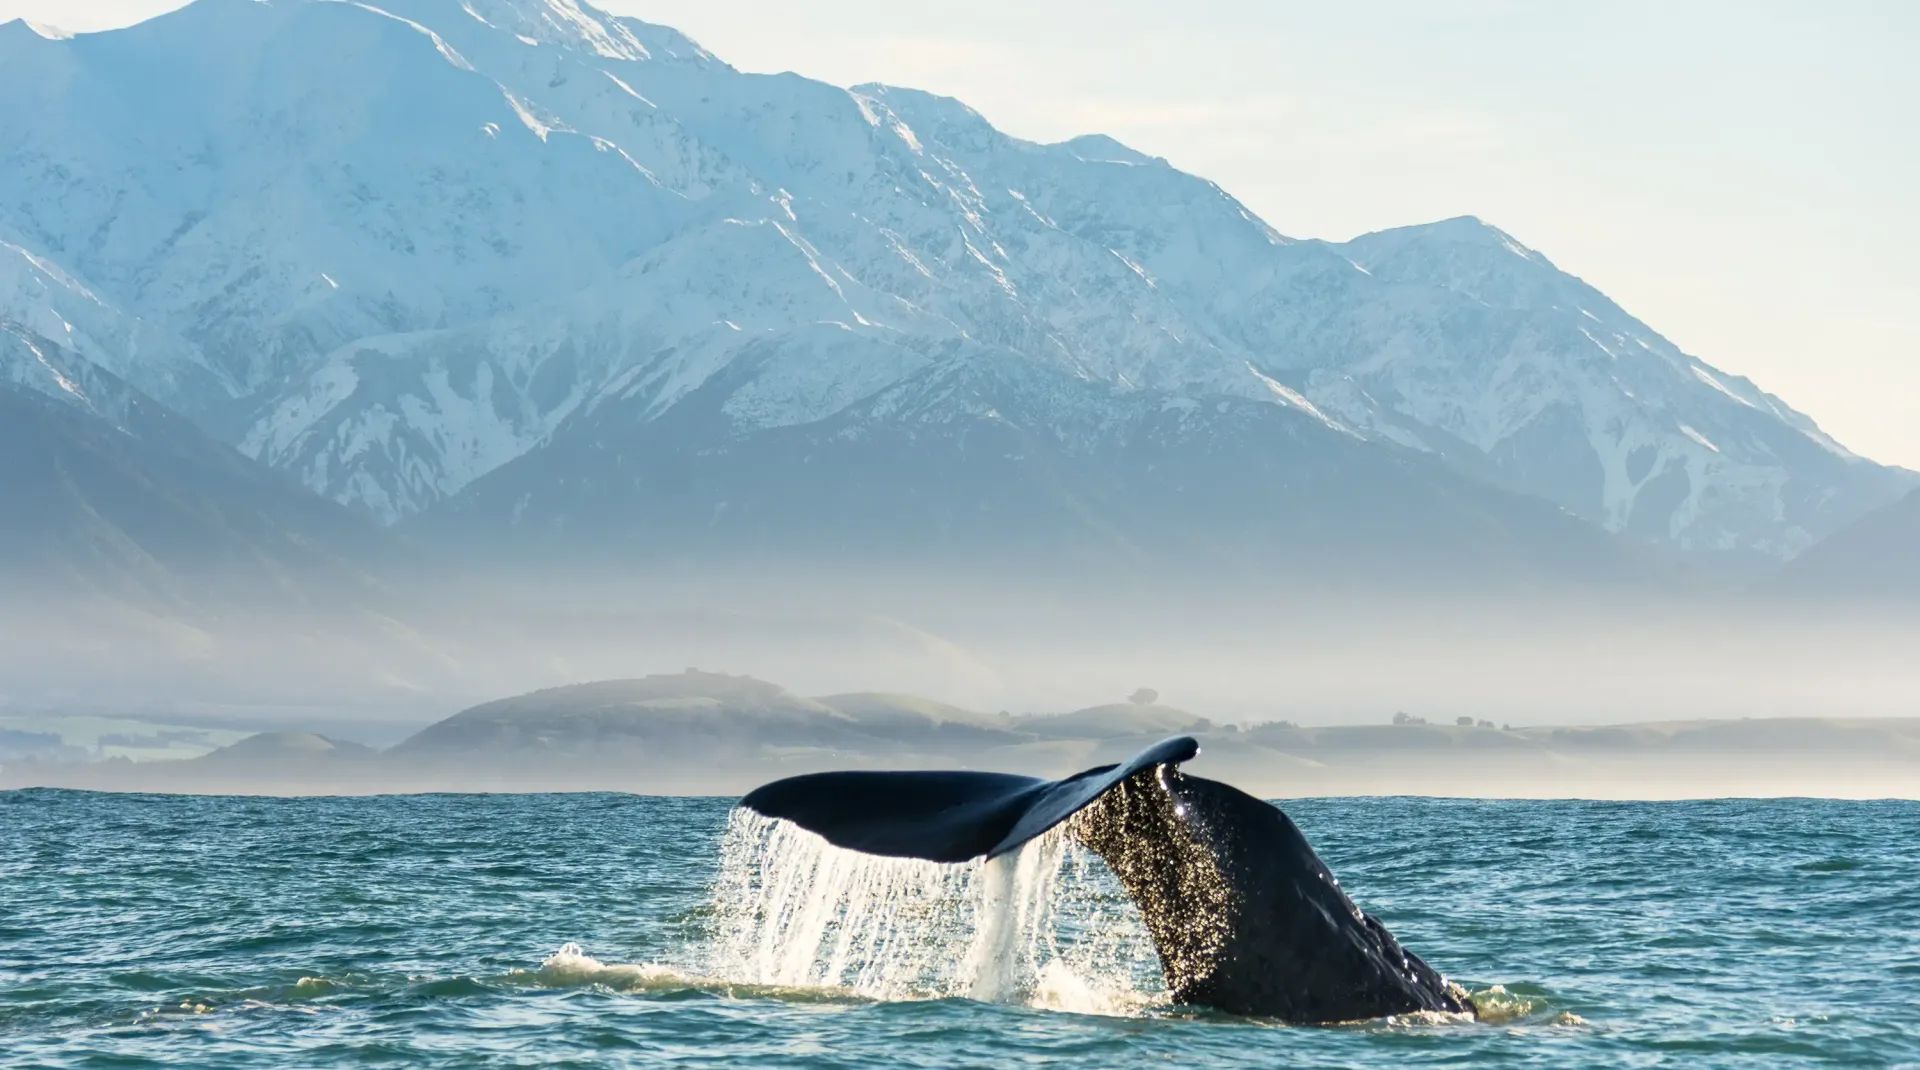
[422, 342, 1661, 593]
[1766, 489, 1920, 606]
[0, 321, 393, 610]
[0, 319, 441, 702]
[0, 0, 1908, 574]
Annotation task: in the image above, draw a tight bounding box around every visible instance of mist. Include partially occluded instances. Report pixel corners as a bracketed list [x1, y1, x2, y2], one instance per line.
[6, 557, 1917, 800]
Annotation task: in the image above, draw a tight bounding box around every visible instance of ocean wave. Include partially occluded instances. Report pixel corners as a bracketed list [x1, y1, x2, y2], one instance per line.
[512, 943, 875, 1005]
[11, 793, 1915, 1068]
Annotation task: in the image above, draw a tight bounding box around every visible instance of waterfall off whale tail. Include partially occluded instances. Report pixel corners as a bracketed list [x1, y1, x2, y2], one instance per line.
[739, 736, 1474, 1023]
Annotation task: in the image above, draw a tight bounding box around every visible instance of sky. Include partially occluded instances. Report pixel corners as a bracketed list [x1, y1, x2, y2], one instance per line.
[6, 0, 1917, 469]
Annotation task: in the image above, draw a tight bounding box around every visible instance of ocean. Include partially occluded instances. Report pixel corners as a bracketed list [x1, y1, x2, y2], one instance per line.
[2, 789, 1915, 1068]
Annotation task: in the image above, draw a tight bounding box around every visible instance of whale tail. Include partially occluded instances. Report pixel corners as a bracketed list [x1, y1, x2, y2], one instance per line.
[738, 735, 1197, 863]
[738, 736, 1474, 1023]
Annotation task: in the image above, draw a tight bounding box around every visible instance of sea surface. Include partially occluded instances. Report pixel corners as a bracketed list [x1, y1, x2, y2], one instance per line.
[2, 789, 1916, 1068]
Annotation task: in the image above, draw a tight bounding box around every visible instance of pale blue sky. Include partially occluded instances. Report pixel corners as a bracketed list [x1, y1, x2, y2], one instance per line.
[8, 0, 1917, 468]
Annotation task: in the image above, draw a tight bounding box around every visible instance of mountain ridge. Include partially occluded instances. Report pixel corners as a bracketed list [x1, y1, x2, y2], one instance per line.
[0, 317, 449, 705]
[0, 0, 1910, 577]
[1765, 489, 1920, 607]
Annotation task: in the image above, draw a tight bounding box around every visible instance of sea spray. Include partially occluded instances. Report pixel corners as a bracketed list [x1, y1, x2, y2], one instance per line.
[956, 828, 1068, 1001]
[706, 808, 1164, 1012]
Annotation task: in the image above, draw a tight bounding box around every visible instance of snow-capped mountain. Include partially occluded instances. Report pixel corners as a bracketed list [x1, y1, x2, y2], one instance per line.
[0, 227, 232, 414]
[0, 0, 1908, 567]
[1308, 219, 1907, 562]
[421, 339, 1662, 594]
[0, 1, 712, 402]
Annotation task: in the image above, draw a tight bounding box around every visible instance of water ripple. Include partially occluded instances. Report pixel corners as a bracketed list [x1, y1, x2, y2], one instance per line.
[2, 791, 1916, 1067]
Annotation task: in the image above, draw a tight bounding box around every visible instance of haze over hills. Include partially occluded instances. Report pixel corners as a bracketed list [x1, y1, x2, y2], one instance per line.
[7, 671, 1917, 800]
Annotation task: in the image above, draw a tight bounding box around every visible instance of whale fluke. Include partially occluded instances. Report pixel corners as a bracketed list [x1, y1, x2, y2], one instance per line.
[738, 735, 1196, 863]
[738, 735, 1473, 1023]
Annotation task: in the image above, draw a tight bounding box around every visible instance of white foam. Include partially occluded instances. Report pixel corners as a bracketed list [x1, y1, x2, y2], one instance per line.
[533, 943, 688, 991]
[703, 809, 1163, 1015]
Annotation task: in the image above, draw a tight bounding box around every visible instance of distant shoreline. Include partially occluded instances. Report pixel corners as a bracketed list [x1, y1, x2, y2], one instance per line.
[7, 672, 1917, 801]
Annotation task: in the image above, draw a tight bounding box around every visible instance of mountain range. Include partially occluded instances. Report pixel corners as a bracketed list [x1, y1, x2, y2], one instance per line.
[1, 0, 1916, 717]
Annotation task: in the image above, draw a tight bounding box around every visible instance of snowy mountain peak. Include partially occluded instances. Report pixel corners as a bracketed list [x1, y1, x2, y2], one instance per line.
[1342, 217, 1591, 317]
[611, 18, 718, 66]
[1399, 214, 1536, 249]
[0, 18, 51, 53]
[1346, 215, 1546, 273]
[5, 18, 76, 41]
[854, 85, 990, 130]
[457, 0, 717, 65]
[1, 0, 1910, 564]
[456, 0, 645, 59]
[1052, 133, 1156, 166]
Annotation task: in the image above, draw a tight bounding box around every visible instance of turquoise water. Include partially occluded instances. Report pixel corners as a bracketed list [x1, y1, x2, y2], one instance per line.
[3, 790, 1916, 1068]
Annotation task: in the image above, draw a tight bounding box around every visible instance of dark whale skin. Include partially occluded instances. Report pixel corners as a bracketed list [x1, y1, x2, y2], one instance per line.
[738, 735, 1198, 862]
[1072, 762, 1471, 1021]
[738, 735, 1474, 1024]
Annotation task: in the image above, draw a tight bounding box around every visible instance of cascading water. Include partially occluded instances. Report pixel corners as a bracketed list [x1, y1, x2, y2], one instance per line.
[705, 810, 1165, 1014]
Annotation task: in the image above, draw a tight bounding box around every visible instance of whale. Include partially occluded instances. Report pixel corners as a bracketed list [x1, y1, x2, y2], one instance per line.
[739, 735, 1474, 1023]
